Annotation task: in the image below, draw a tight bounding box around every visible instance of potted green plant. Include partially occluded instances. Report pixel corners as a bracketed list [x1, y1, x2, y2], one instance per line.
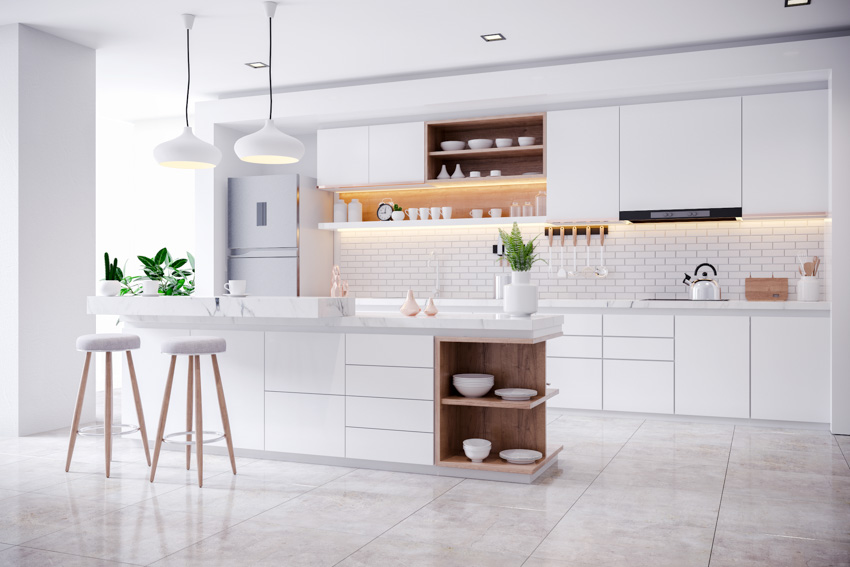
[137, 248, 196, 296]
[391, 203, 405, 221]
[98, 253, 123, 296]
[498, 222, 544, 316]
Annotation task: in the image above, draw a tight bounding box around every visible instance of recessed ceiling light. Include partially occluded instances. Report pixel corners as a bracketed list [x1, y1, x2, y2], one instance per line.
[481, 33, 506, 42]
[245, 61, 269, 68]
[785, 0, 811, 6]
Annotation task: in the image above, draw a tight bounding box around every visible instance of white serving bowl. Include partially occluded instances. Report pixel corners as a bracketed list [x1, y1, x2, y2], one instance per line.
[453, 382, 493, 398]
[441, 140, 465, 151]
[453, 373, 494, 380]
[518, 136, 535, 146]
[463, 440, 491, 463]
[468, 139, 494, 150]
[495, 138, 513, 148]
[463, 438, 491, 449]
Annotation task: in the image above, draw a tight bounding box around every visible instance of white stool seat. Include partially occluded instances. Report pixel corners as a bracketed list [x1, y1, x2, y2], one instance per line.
[76, 333, 140, 352]
[161, 336, 226, 356]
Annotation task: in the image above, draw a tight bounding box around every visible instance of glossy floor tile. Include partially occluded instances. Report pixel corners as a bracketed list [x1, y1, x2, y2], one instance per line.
[0, 412, 848, 566]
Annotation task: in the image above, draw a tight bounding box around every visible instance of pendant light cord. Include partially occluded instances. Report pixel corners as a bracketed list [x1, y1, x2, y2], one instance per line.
[185, 28, 191, 128]
[268, 16, 273, 120]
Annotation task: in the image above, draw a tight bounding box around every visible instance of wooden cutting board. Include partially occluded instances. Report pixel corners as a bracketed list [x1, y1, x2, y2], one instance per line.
[745, 278, 788, 301]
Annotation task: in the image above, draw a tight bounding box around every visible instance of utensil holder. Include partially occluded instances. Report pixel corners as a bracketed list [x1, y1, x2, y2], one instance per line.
[796, 276, 820, 302]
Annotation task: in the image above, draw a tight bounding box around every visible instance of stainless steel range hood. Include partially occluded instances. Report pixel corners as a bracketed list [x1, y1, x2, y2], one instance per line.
[619, 207, 742, 223]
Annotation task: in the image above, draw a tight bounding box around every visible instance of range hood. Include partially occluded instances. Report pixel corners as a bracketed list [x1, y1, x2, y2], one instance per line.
[619, 207, 742, 223]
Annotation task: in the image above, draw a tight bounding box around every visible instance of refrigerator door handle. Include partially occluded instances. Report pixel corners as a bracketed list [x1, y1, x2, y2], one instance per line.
[257, 202, 268, 226]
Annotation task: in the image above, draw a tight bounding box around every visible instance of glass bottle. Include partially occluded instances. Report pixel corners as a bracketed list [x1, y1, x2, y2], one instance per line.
[522, 202, 534, 216]
[510, 202, 521, 217]
[535, 191, 547, 216]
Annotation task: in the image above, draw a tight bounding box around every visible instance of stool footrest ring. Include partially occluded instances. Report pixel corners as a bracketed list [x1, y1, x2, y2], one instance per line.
[78, 424, 140, 437]
[162, 430, 226, 446]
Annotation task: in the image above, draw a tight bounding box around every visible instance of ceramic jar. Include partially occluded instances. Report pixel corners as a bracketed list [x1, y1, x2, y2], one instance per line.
[333, 198, 347, 222]
[503, 271, 537, 317]
[348, 198, 363, 222]
[797, 276, 820, 301]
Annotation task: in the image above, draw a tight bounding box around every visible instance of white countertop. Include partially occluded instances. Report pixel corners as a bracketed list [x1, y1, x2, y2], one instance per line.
[88, 296, 355, 318]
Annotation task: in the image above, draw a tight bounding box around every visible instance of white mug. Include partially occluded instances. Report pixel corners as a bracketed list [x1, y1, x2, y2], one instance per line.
[224, 279, 247, 296]
[469, 171, 481, 178]
[419, 207, 430, 220]
[406, 208, 418, 220]
[441, 206, 453, 219]
[470, 209, 484, 218]
[489, 208, 502, 218]
[141, 280, 159, 296]
[490, 170, 501, 177]
[431, 206, 441, 220]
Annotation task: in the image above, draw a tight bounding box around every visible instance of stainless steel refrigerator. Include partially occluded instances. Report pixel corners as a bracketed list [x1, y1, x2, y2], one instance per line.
[227, 174, 332, 296]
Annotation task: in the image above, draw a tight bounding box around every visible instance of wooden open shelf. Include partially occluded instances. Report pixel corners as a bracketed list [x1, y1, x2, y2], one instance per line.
[442, 388, 559, 410]
[438, 444, 563, 474]
[428, 145, 544, 159]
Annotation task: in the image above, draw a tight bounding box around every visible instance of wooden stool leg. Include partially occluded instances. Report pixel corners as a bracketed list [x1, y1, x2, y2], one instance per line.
[194, 355, 204, 487]
[105, 352, 113, 478]
[150, 356, 177, 483]
[126, 351, 151, 466]
[211, 355, 237, 475]
[186, 357, 193, 471]
[65, 352, 92, 472]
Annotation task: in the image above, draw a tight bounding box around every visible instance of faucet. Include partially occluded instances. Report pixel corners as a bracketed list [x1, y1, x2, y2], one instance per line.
[428, 250, 440, 298]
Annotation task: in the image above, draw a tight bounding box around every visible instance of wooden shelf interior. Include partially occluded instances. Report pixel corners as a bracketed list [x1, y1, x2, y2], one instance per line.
[441, 388, 559, 409]
[438, 444, 563, 474]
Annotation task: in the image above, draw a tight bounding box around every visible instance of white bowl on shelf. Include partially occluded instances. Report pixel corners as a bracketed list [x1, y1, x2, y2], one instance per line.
[463, 438, 492, 463]
[453, 382, 493, 398]
[468, 139, 494, 150]
[518, 136, 535, 146]
[440, 140, 465, 151]
[495, 138, 513, 148]
[453, 373, 494, 381]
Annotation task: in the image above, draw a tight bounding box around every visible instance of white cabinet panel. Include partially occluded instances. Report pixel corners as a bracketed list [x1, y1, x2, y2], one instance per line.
[265, 332, 345, 395]
[547, 107, 619, 221]
[346, 428, 433, 465]
[603, 360, 674, 414]
[604, 314, 674, 337]
[547, 336, 602, 359]
[620, 97, 742, 211]
[743, 90, 828, 215]
[317, 126, 369, 187]
[604, 337, 674, 361]
[369, 122, 425, 185]
[675, 316, 749, 418]
[346, 365, 433, 400]
[346, 334, 434, 368]
[560, 314, 603, 336]
[751, 316, 829, 423]
[546, 358, 602, 410]
[265, 392, 345, 457]
[345, 397, 433, 433]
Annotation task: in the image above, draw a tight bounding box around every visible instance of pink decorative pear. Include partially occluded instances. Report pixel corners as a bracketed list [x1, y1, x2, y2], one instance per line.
[400, 290, 421, 316]
[424, 297, 438, 317]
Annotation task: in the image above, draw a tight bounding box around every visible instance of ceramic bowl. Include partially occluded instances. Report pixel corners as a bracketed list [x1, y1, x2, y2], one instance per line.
[463, 440, 491, 463]
[440, 141, 465, 151]
[495, 138, 513, 147]
[453, 382, 493, 398]
[518, 136, 535, 146]
[468, 139, 494, 150]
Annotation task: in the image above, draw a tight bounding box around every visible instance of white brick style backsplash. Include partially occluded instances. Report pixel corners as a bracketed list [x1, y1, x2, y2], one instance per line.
[337, 219, 826, 301]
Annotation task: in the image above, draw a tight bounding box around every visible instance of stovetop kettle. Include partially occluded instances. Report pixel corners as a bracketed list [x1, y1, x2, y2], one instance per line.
[683, 263, 721, 300]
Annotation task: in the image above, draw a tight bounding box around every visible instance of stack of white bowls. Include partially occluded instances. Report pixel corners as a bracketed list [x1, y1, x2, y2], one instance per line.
[453, 373, 494, 398]
[463, 438, 492, 463]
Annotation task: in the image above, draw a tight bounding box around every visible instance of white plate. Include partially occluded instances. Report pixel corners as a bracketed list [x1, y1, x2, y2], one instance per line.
[494, 388, 537, 401]
[453, 373, 494, 380]
[223, 293, 248, 298]
[140, 293, 159, 297]
[499, 449, 543, 464]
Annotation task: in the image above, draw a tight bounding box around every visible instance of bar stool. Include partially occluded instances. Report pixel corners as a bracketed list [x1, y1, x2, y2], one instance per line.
[150, 336, 236, 487]
[67, 333, 151, 478]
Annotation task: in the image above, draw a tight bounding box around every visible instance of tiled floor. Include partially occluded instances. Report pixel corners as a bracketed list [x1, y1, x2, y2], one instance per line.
[0, 411, 848, 566]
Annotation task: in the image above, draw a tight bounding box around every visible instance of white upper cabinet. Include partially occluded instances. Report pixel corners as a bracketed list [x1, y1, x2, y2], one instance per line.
[546, 107, 619, 222]
[620, 97, 742, 211]
[317, 122, 425, 188]
[369, 122, 425, 185]
[743, 90, 828, 216]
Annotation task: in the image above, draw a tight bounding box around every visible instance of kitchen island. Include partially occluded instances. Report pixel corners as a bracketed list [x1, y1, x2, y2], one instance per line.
[88, 296, 565, 483]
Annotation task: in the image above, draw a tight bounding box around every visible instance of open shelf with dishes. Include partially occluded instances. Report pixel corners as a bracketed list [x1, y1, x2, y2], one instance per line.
[435, 336, 562, 474]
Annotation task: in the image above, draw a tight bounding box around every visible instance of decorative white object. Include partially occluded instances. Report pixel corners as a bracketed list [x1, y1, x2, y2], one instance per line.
[424, 297, 438, 316]
[391, 210, 405, 221]
[451, 164, 465, 178]
[234, 2, 305, 165]
[154, 14, 221, 169]
[494, 388, 537, 401]
[504, 271, 538, 317]
[399, 290, 421, 316]
[333, 198, 347, 222]
[347, 198, 363, 222]
[436, 164, 451, 179]
[797, 276, 820, 301]
[97, 280, 121, 297]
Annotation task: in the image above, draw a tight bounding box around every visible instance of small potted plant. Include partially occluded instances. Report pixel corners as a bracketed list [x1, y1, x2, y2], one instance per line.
[137, 248, 196, 296]
[498, 223, 544, 316]
[391, 204, 405, 221]
[98, 253, 123, 296]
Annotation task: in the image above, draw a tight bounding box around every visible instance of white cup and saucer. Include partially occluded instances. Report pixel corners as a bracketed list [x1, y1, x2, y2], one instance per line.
[224, 279, 248, 297]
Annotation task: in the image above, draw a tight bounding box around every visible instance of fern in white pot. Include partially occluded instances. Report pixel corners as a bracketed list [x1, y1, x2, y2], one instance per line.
[498, 223, 544, 316]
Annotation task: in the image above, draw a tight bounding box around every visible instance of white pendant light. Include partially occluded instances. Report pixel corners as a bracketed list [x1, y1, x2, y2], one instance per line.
[234, 2, 305, 165]
[154, 14, 222, 169]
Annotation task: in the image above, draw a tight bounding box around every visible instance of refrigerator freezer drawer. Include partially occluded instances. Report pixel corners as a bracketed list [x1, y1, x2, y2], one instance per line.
[228, 257, 297, 296]
[228, 175, 298, 250]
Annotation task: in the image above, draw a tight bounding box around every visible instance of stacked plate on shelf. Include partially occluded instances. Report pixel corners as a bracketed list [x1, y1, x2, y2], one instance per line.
[452, 373, 494, 398]
[500, 449, 543, 465]
[494, 388, 537, 401]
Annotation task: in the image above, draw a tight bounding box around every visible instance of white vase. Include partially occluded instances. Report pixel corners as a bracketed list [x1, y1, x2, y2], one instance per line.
[400, 289, 421, 316]
[503, 271, 537, 317]
[436, 165, 450, 179]
[451, 164, 464, 179]
[97, 280, 121, 297]
[796, 276, 820, 301]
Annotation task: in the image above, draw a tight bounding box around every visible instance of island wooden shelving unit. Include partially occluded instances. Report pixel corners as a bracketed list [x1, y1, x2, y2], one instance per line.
[435, 335, 562, 476]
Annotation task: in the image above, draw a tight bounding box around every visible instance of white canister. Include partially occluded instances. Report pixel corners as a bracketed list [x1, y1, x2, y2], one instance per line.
[796, 276, 820, 301]
[348, 198, 363, 223]
[333, 198, 347, 223]
[503, 271, 537, 317]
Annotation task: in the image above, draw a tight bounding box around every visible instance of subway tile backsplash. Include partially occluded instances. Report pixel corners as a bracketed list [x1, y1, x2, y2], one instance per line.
[337, 219, 826, 301]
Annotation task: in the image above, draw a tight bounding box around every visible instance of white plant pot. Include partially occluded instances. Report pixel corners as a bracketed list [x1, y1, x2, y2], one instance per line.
[796, 276, 820, 302]
[503, 271, 537, 317]
[97, 280, 121, 297]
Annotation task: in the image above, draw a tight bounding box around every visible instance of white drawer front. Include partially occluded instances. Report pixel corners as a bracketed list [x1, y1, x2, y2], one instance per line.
[604, 314, 674, 337]
[266, 332, 345, 395]
[548, 336, 602, 359]
[604, 337, 674, 361]
[346, 428, 434, 465]
[346, 365, 433, 400]
[346, 397, 433, 433]
[546, 358, 602, 410]
[561, 314, 603, 336]
[603, 360, 674, 414]
[265, 392, 345, 457]
[346, 334, 434, 368]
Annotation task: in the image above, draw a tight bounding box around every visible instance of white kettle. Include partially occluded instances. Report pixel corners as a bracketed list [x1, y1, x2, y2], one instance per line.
[683, 263, 721, 300]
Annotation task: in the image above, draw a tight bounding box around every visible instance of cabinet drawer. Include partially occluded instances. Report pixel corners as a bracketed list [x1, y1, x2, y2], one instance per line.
[546, 358, 602, 410]
[346, 397, 433, 432]
[604, 337, 673, 361]
[603, 315, 674, 337]
[346, 365, 433, 400]
[346, 428, 433, 465]
[548, 336, 602, 359]
[346, 334, 434, 368]
[603, 360, 674, 414]
[266, 332, 345, 395]
[560, 314, 603, 336]
[265, 392, 345, 457]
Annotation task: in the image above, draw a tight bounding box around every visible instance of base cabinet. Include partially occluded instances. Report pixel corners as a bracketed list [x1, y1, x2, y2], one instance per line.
[265, 392, 345, 457]
[546, 358, 602, 410]
[603, 360, 674, 414]
[346, 428, 433, 465]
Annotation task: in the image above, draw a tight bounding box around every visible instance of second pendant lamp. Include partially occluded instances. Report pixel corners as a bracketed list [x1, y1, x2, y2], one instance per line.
[235, 1, 305, 164]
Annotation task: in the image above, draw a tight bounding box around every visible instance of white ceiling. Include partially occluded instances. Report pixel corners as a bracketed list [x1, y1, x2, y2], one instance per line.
[2, 0, 849, 122]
